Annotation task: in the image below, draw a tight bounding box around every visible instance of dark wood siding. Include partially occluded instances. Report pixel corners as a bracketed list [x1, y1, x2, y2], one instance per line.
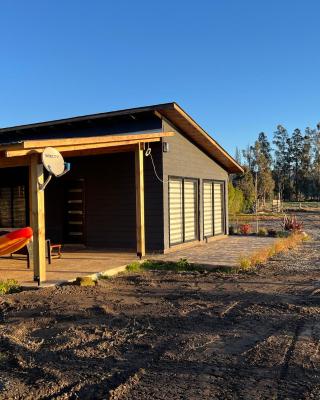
[144, 142, 164, 251]
[162, 120, 229, 250]
[46, 148, 165, 251]
[46, 153, 136, 248]
[0, 167, 29, 228]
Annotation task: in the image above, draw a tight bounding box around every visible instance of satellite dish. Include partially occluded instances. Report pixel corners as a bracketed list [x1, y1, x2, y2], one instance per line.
[42, 147, 65, 177]
[39, 147, 71, 190]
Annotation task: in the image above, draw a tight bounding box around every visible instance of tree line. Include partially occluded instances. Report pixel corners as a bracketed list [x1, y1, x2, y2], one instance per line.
[229, 123, 320, 213]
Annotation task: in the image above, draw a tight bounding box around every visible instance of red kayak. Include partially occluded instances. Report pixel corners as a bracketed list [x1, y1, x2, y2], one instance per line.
[0, 227, 33, 256]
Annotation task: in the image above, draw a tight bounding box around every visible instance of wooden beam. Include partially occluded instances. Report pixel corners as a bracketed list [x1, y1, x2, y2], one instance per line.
[62, 144, 137, 158]
[1, 131, 175, 151]
[5, 138, 162, 158]
[0, 156, 29, 168]
[29, 154, 46, 283]
[135, 144, 145, 258]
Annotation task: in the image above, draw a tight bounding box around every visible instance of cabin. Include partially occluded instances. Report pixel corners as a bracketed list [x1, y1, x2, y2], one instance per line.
[0, 103, 243, 282]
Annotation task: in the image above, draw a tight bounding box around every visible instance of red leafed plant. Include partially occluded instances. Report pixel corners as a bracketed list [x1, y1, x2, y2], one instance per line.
[281, 215, 303, 232]
[239, 224, 252, 235]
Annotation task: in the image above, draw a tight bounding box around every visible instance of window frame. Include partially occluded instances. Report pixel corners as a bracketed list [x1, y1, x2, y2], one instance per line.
[168, 176, 199, 247]
[202, 179, 226, 238]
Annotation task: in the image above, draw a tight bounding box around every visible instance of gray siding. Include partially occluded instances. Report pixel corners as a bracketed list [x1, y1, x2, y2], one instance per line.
[162, 120, 229, 250]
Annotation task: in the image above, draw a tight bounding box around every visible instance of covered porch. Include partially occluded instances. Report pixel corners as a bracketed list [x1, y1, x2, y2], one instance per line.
[0, 248, 137, 286]
[0, 130, 173, 285]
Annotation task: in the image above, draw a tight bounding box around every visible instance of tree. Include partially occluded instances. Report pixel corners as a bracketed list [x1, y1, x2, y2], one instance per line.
[290, 128, 304, 200]
[252, 140, 274, 205]
[273, 125, 291, 200]
[300, 129, 313, 199]
[242, 145, 254, 170]
[228, 181, 244, 215]
[311, 124, 320, 199]
[234, 147, 242, 165]
[257, 132, 272, 164]
[233, 166, 255, 212]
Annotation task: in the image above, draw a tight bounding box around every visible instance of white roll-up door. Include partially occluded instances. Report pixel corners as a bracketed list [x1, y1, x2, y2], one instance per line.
[184, 180, 197, 241]
[169, 179, 183, 245]
[203, 182, 213, 237]
[214, 183, 223, 235]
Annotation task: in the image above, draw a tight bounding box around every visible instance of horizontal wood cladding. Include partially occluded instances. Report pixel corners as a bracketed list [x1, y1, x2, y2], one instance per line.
[45, 148, 164, 251]
[46, 153, 136, 248]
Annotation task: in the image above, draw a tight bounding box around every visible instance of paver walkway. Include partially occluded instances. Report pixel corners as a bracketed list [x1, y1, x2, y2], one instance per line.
[155, 236, 277, 268]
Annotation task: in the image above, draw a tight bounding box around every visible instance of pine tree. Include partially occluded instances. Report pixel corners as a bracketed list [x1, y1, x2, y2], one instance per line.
[273, 125, 291, 200]
[300, 128, 313, 199]
[252, 140, 274, 205]
[290, 128, 304, 200]
[312, 124, 320, 199]
[257, 132, 272, 164]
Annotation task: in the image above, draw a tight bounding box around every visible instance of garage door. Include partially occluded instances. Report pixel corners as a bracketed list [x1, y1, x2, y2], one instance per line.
[214, 183, 223, 235]
[169, 178, 183, 245]
[203, 182, 213, 237]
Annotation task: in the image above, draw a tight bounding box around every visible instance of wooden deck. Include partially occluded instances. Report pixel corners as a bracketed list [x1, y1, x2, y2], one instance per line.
[0, 249, 138, 287]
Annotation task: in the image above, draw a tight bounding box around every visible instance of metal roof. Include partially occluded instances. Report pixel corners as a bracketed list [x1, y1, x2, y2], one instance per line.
[0, 102, 243, 173]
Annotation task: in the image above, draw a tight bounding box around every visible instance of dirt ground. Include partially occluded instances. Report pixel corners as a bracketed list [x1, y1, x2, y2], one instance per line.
[1, 213, 320, 399]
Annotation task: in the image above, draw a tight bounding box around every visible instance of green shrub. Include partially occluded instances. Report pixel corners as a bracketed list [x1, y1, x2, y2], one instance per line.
[0, 279, 21, 295]
[258, 227, 268, 236]
[126, 261, 142, 272]
[229, 226, 235, 235]
[228, 182, 244, 216]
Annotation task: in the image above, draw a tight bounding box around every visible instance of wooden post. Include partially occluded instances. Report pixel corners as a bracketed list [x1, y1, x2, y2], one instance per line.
[135, 145, 145, 258]
[29, 154, 46, 283]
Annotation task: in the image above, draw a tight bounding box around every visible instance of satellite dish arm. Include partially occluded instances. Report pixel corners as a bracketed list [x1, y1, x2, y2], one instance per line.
[38, 163, 71, 191]
[39, 168, 53, 191]
[56, 162, 71, 177]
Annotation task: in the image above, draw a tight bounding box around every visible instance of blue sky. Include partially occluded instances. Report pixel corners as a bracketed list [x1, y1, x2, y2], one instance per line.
[1, 0, 319, 156]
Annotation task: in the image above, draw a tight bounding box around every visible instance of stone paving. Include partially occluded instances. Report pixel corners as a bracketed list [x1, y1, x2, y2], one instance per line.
[154, 236, 277, 268]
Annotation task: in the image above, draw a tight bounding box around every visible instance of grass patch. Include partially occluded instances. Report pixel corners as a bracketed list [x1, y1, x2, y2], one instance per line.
[238, 232, 307, 270]
[0, 279, 21, 295]
[126, 258, 206, 273]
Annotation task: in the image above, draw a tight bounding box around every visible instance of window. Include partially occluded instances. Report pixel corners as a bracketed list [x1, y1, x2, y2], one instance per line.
[0, 185, 27, 228]
[203, 181, 225, 237]
[169, 177, 198, 246]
